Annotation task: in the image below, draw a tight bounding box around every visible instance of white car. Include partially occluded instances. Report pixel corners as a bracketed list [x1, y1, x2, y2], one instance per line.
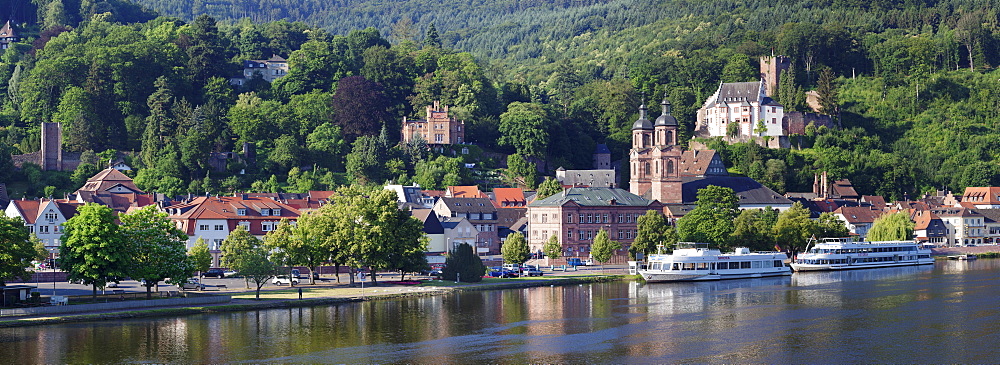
[272, 275, 300, 286]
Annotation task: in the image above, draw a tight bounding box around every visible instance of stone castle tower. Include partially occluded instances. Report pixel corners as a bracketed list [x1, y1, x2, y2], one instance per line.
[760, 55, 790, 98]
[41, 122, 62, 171]
[629, 95, 683, 204]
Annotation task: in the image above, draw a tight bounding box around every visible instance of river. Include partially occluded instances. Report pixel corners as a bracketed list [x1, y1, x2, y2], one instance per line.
[3, 259, 999, 363]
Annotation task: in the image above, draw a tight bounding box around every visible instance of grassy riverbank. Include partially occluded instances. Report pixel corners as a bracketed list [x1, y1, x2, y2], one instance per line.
[0, 275, 626, 328]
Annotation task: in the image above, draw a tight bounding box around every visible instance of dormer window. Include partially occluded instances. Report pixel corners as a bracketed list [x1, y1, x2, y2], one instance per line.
[261, 208, 270, 216]
[272, 208, 280, 216]
[237, 208, 247, 216]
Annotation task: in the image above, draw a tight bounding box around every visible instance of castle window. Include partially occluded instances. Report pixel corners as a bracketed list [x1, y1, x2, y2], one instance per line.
[645, 163, 650, 175]
[667, 160, 674, 174]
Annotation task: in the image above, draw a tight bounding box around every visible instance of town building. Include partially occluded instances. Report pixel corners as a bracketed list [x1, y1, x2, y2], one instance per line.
[912, 210, 948, 245]
[163, 195, 300, 266]
[402, 101, 465, 145]
[932, 207, 984, 246]
[4, 199, 80, 257]
[441, 217, 479, 253]
[555, 168, 617, 188]
[960, 187, 1000, 209]
[629, 96, 684, 204]
[0, 21, 19, 49]
[976, 209, 1000, 245]
[73, 167, 155, 213]
[229, 55, 288, 86]
[526, 187, 661, 258]
[490, 188, 527, 208]
[695, 80, 785, 139]
[431, 197, 500, 255]
[832, 206, 883, 240]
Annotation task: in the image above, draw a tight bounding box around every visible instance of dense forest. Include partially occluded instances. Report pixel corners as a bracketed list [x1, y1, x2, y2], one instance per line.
[2, 0, 1000, 202]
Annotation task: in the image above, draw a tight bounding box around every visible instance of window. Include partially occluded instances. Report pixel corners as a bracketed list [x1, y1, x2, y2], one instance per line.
[435, 134, 444, 142]
[39, 225, 49, 233]
[579, 214, 584, 223]
[215, 225, 224, 230]
[566, 214, 573, 223]
[44, 213, 57, 223]
[567, 229, 573, 239]
[603, 214, 609, 223]
[578, 230, 585, 240]
[541, 215, 547, 223]
[199, 224, 209, 231]
[542, 230, 548, 239]
[263, 222, 274, 232]
[237, 209, 247, 216]
[238, 221, 250, 230]
[213, 239, 224, 250]
[532, 230, 538, 239]
[587, 214, 593, 223]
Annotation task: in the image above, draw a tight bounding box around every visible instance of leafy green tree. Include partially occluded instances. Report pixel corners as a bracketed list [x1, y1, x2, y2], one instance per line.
[772, 202, 817, 252]
[424, 23, 441, 48]
[631, 210, 676, 259]
[346, 135, 388, 185]
[543, 234, 561, 259]
[32, 234, 49, 262]
[731, 208, 778, 252]
[266, 218, 327, 285]
[815, 212, 850, 238]
[676, 186, 740, 248]
[498, 102, 550, 157]
[501, 232, 530, 265]
[816, 68, 839, 115]
[189, 238, 213, 277]
[221, 226, 277, 299]
[59, 203, 129, 300]
[590, 229, 621, 266]
[535, 177, 563, 200]
[441, 243, 484, 283]
[867, 212, 914, 241]
[0, 216, 39, 286]
[307, 122, 346, 171]
[186, 15, 231, 91]
[721, 53, 757, 83]
[506, 154, 538, 189]
[120, 206, 193, 299]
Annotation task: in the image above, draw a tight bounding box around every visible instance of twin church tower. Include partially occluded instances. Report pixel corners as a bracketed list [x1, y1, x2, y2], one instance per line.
[629, 95, 683, 204]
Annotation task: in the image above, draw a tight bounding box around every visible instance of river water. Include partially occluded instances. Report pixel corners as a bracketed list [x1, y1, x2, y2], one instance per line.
[4, 259, 1000, 363]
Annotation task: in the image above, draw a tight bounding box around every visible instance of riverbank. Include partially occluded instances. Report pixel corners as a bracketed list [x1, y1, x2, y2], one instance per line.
[0, 275, 626, 328]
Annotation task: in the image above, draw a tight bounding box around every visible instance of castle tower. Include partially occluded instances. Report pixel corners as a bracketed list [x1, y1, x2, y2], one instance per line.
[40, 122, 62, 171]
[593, 144, 611, 169]
[760, 55, 790, 97]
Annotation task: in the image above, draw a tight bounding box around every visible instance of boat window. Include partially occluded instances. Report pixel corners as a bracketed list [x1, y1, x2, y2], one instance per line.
[752, 261, 762, 269]
[683, 263, 695, 270]
[740, 261, 751, 269]
[672, 263, 680, 270]
[651, 263, 661, 271]
[774, 260, 782, 267]
[696, 263, 709, 270]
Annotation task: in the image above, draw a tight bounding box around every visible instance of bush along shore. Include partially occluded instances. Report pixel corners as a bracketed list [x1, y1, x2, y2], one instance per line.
[0, 275, 626, 328]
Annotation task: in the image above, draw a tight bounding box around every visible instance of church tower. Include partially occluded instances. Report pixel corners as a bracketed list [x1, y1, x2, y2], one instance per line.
[630, 93, 683, 204]
[629, 101, 653, 197]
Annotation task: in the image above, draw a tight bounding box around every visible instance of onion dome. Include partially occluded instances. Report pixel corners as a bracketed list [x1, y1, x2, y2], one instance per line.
[631, 102, 652, 130]
[654, 94, 677, 127]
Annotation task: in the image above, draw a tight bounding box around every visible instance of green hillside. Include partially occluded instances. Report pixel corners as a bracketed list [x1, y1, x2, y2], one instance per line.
[1, 0, 1000, 201]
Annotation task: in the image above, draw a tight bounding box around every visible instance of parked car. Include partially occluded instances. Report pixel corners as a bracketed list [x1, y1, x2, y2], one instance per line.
[567, 258, 583, 266]
[181, 278, 205, 290]
[272, 275, 300, 286]
[291, 269, 319, 280]
[519, 265, 543, 277]
[421, 264, 445, 277]
[203, 269, 227, 278]
[223, 269, 239, 278]
[488, 267, 519, 278]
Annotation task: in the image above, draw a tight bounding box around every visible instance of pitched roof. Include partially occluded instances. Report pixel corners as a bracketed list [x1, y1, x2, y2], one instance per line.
[709, 81, 765, 104]
[76, 168, 144, 195]
[438, 197, 497, 213]
[164, 196, 300, 221]
[0, 21, 17, 38]
[679, 176, 792, 206]
[961, 187, 1000, 205]
[447, 186, 485, 198]
[975, 208, 1000, 223]
[594, 144, 611, 154]
[492, 188, 526, 208]
[861, 195, 887, 208]
[8, 200, 40, 224]
[834, 206, 883, 224]
[410, 209, 444, 234]
[831, 179, 859, 199]
[679, 150, 728, 177]
[530, 187, 656, 207]
[555, 169, 617, 188]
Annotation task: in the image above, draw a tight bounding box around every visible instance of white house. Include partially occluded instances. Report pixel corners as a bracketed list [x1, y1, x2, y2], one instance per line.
[696, 80, 785, 138]
[4, 199, 79, 257]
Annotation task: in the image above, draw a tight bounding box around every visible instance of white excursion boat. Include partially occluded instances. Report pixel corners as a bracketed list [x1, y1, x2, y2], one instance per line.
[790, 237, 934, 272]
[633, 243, 791, 282]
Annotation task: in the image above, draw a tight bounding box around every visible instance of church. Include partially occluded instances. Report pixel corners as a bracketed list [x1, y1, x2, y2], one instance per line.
[629, 95, 793, 213]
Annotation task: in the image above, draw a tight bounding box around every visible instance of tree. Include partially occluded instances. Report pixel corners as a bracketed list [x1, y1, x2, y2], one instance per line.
[424, 23, 441, 48]
[543, 234, 561, 259]
[721, 53, 758, 83]
[536, 177, 563, 200]
[506, 154, 538, 189]
[189, 238, 213, 277]
[631, 210, 676, 259]
[32, 235, 49, 262]
[676, 186, 740, 248]
[731, 208, 778, 252]
[772, 202, 817, 252]
[332, 76, 389, 142]
[501, 232, 530, 265]
[0, 216, 38, 286]
[267, 218, 329, 285]
[222, 226, 277, 299]
[815, 212, 849, 238]
[498, 102, 550, 157]
[59, 203, 129, 301]
[590, 229, 622, 267]
[867, 212, 914, 241]
[120, 206, 192, 299]
[815, 68, 839, 115]
[441, 243, 484, 283]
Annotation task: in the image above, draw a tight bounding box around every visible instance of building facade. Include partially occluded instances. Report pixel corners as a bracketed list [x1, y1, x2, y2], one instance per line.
[401, 101, 465, 145]
[4, 199, 79, 257]
[629, 96, 684, 204]
[432, 197, 500, 255]
[230, 55, 289, 85]
[695, 80, 785, 139]
[527, 187, 662, 258]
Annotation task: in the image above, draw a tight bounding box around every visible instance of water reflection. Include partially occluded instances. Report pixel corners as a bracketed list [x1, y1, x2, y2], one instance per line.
[4, 260, 1000, 363]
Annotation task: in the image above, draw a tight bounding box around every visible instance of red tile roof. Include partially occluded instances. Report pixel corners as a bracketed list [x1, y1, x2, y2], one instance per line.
[492, 188, 526, 208]
[834, 206, 883, 224]
[961, 187, 1000, 205]
[447, 186, 485, 198]
[164, 196, 301, 235]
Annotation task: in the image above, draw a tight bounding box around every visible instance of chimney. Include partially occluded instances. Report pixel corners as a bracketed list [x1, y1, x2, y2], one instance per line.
[813, 173, 819, 196]
[822, 171, 828, 199]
